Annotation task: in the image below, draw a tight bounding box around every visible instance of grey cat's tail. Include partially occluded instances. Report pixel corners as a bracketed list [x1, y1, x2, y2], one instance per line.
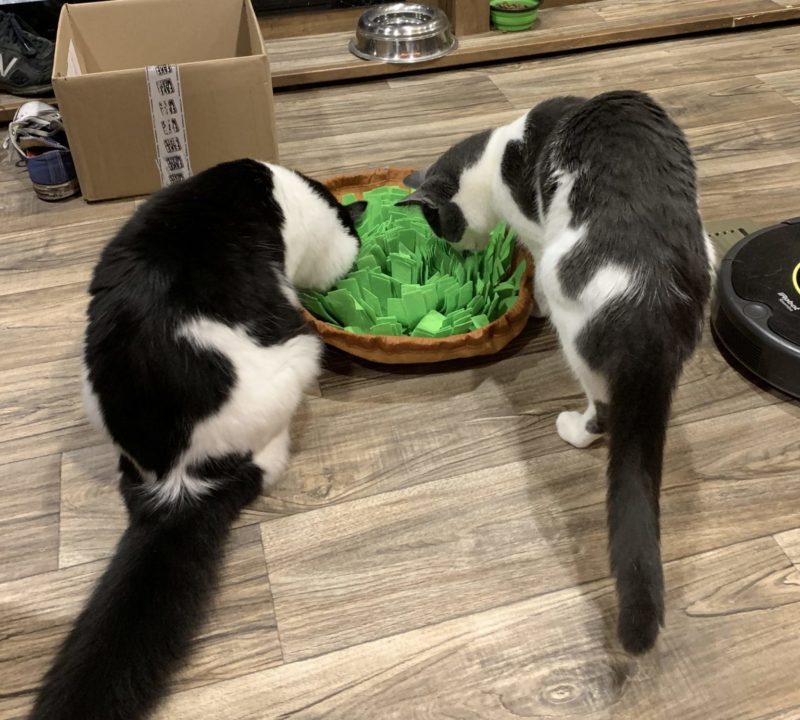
[28, 456, 262, 720]
[606, 358, 675, 654]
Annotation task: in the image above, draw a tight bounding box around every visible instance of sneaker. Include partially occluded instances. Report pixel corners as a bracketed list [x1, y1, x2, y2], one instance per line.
[4, 101, 80, 201]
[0, 10, 54, 96]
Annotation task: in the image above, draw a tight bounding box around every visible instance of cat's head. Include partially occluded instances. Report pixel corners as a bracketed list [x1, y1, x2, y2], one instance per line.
[395, 129, 494, 252]
[396, 97, 588, 252]
[269, 165, 368, 291]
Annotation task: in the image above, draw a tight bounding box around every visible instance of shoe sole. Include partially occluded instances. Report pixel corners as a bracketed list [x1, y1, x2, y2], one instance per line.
[0, 83, 53, 97]
[33, 177, 80, 202]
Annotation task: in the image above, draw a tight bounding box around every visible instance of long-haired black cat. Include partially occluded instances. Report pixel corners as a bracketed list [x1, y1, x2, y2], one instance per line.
[29, 159, 366, 720]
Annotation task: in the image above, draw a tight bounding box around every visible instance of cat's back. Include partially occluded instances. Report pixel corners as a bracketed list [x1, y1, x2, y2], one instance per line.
[559, 90, 691, 167]
[541, 91, 709, 315]
[85, 159, 305, 394]
[546, 89, 703, 257]
[84, 161, 311, 474]
[91, 160, 286, 317]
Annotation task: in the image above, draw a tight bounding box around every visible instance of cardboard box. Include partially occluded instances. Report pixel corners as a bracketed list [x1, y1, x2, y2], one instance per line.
[52, 0, 279, 201]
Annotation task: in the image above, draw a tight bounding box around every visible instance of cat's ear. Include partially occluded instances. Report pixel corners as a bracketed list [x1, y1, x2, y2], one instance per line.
[403, 168, 428, 189]
[395, 189, 437, 209]
[345, 200, 368, 224]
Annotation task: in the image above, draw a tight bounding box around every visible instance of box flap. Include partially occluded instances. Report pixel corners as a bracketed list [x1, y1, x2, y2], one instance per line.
[52, 0, 277, 201]
[61, 0, 261, 74]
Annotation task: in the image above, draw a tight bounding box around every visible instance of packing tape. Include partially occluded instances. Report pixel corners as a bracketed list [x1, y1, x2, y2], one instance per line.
[145, 64, 193, 187]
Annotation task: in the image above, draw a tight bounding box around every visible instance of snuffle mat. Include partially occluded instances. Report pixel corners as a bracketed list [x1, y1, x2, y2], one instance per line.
[299, 168, 534, 364]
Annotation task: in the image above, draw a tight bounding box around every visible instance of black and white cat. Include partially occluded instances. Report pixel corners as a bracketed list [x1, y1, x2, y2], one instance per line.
[30, 159, 366, 720]
[398, 90, 714, 654]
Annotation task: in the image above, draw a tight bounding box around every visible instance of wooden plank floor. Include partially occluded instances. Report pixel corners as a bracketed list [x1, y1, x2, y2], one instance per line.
[3, 0, 799, 121]
[2, 23, 800, 720]
[264, 0, 800, 87]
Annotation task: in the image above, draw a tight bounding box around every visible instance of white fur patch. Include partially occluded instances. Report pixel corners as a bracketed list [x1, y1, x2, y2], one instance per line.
[151, 318, 321, 505]
[536, 170, 583, 330]
[451, 112, 544, 250]
[536, 169, 621, 423]
[254, 427, 291, 488]
[580, 264, 636, 314]
[265, 163, 359, 291]
[275, 262, 301, 308]
[451, 139, 501, 239]
[492, 114, 544, 249]
[537, 170, 636, 325]
[703, 230, 717, 290]
[81, 364, 106, 434]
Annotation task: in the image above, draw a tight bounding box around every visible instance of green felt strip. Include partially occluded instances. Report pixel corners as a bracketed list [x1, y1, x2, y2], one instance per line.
[386, 297, 409, 327]
[360, 287, 382, 322]
[415, 310, 447, 335]
[299, 185, 522, 338]
[356, 254, 379, 271]
[403, 291, 428, 328]
[472, 314, 490, 329]
[369, 321, 403, 336]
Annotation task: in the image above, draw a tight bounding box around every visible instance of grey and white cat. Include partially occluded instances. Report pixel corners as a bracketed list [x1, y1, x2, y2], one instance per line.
[398, 90, 714, 654]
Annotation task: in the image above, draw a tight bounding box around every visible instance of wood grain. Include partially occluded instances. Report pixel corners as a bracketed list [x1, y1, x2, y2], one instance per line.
[54, 321, 785, 527]
[758, 69, 800, 105]
[157, 536, 800, 719]
[0, 92, 57, 123]
[265, 0, 800, 88]
[700, 161, 800, 226]
[775, 529, 800, 568]
[0, 218, 122, 297]
[4, 22, 800, 720]
[260, 8, 364, 40]
[279, 107, 522, 176]
[493, 73, 800, 129]
[0, 356, 104, 467]
[260, 400, 800, 662]
[58, 443, 286, 568]
[1, 0, 797, 121]
[0, 283, 87, 372]
[246, 325, 782, 517]
[57, 443, 124, 568]
[441, 0, 490, 35]
[752, 709, 800, 720]
[688, 112, 800, 179]
[487, 23, 800, 95]
[594, 0, 784, 22]
[0, 163, 134, 235]
[273, 74, 512, 144]
[0, 455, 61, 584]
[0, 524, 281, 720]
[258, 1, 452, 40]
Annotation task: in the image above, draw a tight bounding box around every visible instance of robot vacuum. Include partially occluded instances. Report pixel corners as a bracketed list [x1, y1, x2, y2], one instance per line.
[712, 217, 800, 399]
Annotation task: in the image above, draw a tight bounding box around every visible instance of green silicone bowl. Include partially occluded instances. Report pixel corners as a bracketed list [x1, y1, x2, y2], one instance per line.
[490, 0, 539, 32]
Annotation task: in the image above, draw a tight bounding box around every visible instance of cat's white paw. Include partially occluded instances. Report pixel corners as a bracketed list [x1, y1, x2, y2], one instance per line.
[556, 411, 602, 449]
[255, 429, 291, 488]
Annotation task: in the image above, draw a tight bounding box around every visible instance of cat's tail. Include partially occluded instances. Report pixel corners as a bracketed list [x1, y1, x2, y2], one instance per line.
[28, 456, 262, 720]
[606, 355, 676, 655]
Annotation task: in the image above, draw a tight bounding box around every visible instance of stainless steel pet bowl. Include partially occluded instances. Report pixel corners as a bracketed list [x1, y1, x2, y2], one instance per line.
[349, 3, 457, 64]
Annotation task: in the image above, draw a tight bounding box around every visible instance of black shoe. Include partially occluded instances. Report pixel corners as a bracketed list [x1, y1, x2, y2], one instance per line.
[0, 10, 54, 96]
